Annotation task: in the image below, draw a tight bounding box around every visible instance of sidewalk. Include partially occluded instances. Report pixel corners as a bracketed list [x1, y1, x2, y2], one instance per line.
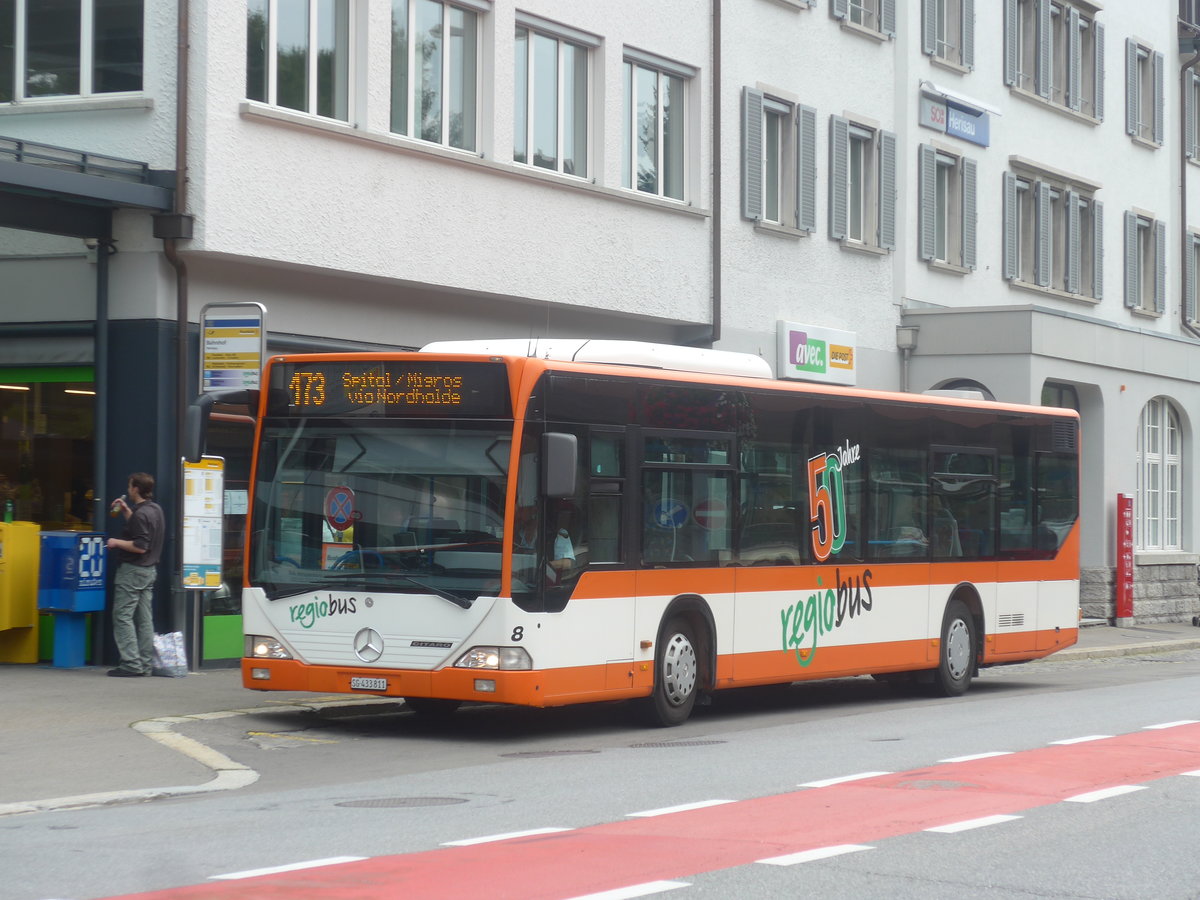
[3, 622, 1200, 815]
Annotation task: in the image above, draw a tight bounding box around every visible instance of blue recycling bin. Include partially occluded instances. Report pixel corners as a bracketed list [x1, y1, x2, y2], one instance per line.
[38, 532, 107, 668]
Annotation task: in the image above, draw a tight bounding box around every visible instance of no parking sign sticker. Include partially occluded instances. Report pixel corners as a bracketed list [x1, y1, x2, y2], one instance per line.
[325, 486, 359, 532]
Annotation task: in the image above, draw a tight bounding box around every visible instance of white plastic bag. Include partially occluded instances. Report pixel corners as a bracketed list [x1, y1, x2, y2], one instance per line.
[152, 631, 188, 677]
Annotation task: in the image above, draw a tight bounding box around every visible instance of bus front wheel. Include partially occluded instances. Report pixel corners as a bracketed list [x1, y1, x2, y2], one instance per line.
[933, 599, 975, 697]
[647, 617, 700, 727]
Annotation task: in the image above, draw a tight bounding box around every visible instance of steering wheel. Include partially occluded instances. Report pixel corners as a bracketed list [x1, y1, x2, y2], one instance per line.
[332, 550, 386, 570]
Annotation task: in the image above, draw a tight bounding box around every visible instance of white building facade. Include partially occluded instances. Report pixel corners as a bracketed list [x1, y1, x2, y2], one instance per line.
[1, 0, 1198, 660]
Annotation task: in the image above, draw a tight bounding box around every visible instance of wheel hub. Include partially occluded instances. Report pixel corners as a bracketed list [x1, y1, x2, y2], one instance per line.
[662, 632, 697, 706]
[945, 618, 971, 680]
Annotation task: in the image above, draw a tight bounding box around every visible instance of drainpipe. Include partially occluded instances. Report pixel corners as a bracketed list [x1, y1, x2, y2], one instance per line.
[710, 0, 722, 346]
[155, 0, 194, 634]
[1181, 38, 1200, 338]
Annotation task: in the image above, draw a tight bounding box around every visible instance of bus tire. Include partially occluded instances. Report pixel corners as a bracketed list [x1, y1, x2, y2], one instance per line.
[932, 599, 975, 697]
[403, 697, 461, 718]
[647, 617, 700, 727]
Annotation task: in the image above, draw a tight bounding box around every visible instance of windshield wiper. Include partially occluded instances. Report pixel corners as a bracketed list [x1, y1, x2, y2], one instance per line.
[325, 571, 473, 609]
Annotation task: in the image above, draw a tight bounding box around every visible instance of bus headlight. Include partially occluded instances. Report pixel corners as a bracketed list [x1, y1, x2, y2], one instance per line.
[454, 646, 532, 670]
[247, 636, 293, 659]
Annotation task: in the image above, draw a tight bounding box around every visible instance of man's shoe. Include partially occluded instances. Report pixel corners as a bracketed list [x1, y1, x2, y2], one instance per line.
[107, 668, 144, 677]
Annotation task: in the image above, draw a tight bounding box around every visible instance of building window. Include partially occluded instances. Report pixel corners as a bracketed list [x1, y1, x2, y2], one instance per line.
[1185, 231, 1200, 325]
[622, 51, 693, 201]
[830, 116, 896, 250]
[922, 0, 973, 69]
[246, 0, 350, 121]
[1137, 397, 1182, 552]
[742, 88, 816, 231]
[390, 0, 480, 150]
[1041, 382, 1080, 410]
[514, 16, 596, 177]
[0, 0, 142, 102]
[1186, 70, 1200, 160]
[1004, 0, 1104, 120]
[918, 144, 976, 269]
[1126, 39, 1164, 145]
[1124, 211, 1166, 314]
[831, 0, 896, 38]
[1003, 169, 1102, 299]
[0, 368, 96, 529]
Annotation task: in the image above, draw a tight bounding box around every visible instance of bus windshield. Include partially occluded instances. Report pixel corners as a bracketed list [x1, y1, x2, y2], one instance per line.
[249, 419, 513, 604]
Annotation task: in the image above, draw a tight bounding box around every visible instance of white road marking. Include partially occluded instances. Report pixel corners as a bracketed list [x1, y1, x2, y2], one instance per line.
[442, 827, 573, 846]
[1064, 785, 1147, 803]
[210, 857, 366, 880]
[925, 814, 1023, 833]
[1143, 720, 1199, 729]
[938, 751, 1013, 763]
[626, 799, 734, 817]
[758, 844, 874, 866]
[798, 771, 892, 788]
[1049, 735, 1112, 745]
[562, 880, 691, 899]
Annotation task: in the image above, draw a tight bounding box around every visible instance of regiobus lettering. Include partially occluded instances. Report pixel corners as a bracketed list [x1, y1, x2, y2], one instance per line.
[189, 338, 1080, 726]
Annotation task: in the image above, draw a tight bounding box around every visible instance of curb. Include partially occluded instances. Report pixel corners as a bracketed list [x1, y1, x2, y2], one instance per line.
[1056, 638, 1200, 661]
[0, 698, 397, 818]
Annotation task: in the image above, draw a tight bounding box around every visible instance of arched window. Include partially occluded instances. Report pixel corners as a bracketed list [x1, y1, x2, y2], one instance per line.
[1137, 397, 1182, 551]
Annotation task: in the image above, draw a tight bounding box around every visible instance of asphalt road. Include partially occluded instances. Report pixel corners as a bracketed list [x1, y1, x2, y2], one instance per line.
[6, 646, 1200, 900]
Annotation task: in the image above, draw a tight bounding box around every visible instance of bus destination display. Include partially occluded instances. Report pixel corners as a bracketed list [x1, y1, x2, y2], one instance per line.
[269, 361, 511, 417]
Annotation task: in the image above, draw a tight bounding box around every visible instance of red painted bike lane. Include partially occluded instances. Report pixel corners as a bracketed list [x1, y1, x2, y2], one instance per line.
[110, 723, 1200, 900]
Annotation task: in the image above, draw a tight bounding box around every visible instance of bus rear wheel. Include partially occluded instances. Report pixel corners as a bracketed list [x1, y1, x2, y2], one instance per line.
[932, 599, 975, 697]
[647, 617, 700, 727]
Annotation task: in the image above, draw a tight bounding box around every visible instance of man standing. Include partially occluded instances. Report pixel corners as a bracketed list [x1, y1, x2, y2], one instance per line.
[106, 472, 165, 677]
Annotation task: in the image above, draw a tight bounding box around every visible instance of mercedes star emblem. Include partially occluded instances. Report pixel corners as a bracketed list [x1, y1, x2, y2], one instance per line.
[353, 627, 384, 663]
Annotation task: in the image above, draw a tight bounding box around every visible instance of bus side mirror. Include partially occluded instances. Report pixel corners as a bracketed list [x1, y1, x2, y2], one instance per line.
[184, 390, 258, 462]
[542, 432, 578, 499]
[184, 395, 215, 463]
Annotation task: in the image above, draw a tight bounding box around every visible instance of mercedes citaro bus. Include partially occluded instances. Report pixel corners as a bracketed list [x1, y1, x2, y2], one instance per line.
[185, 339, 1080, 726]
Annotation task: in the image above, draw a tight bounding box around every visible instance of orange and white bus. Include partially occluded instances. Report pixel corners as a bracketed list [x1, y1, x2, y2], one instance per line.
[193, 339, 1080, 726]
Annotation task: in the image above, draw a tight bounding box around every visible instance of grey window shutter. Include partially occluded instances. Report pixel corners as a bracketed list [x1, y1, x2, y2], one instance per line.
[832, 0, 848, 21]
[1094, 22, 1105, 121]
[1093, 200, 1104, 299]
[797, 104, 817, 232]
[1154, 219, 1167, 312]
[1003, 0, 1018, 86]
[1035, 182, 1052, 287]
[881, 0, 896, 38]
[1003, 172, 1018, 280]
[962, 157, 977, 269]
[1036, 0, 1051, 99]
[1066, 190, 1081, 293]
[1153, 52, 1165, 145]
[1124, 210, 1138, 308]
[918, 144, 936, 261]
[742, 88, 764, 221]
[922, 0, 936, 56]
[1188, 72, 1197, 159]
[879, 130, 897, 250]
[1188, 235, 1198, 323]
[1126, 39, 1138, 136]
[829, 116, 849, 240]
[1067, 8, 1081, 111]
[963, 0, 975, 70]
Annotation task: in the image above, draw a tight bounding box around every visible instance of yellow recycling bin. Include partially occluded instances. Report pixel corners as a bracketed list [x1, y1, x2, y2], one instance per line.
[0, 521, 42, 663]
